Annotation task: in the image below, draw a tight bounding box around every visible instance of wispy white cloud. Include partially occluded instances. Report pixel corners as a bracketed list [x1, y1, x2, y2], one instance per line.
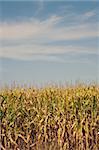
[0, 42, 98, 62]
[0, 13, 98, 40]
[84, 10, 96, 18]
[0, 8, 98, 62]
[34, 0, 44, 16]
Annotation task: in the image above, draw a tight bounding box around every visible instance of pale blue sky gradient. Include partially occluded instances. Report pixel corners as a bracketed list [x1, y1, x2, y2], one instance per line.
[0, 1, 99, 86]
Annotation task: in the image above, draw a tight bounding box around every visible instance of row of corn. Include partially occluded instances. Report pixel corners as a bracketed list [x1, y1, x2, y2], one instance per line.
[0, 84, 99, 149]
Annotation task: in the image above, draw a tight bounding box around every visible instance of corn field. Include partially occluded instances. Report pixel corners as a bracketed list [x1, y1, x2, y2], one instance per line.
[0, 84, 99, 150]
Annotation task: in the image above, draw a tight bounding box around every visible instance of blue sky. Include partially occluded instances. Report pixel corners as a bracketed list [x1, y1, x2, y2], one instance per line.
[0, 0, 99, 86]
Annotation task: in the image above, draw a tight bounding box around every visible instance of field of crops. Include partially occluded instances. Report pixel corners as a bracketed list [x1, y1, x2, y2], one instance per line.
[0, 84, 99, 150]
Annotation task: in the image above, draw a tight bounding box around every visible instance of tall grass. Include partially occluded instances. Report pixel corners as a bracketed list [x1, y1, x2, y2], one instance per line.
[0, 84, 99, 150]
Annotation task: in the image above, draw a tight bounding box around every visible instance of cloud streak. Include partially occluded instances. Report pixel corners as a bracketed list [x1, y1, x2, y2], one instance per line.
[0, 15, 98, 40]
[0, 42, 98, 62]
[0, 8, 98, 62]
